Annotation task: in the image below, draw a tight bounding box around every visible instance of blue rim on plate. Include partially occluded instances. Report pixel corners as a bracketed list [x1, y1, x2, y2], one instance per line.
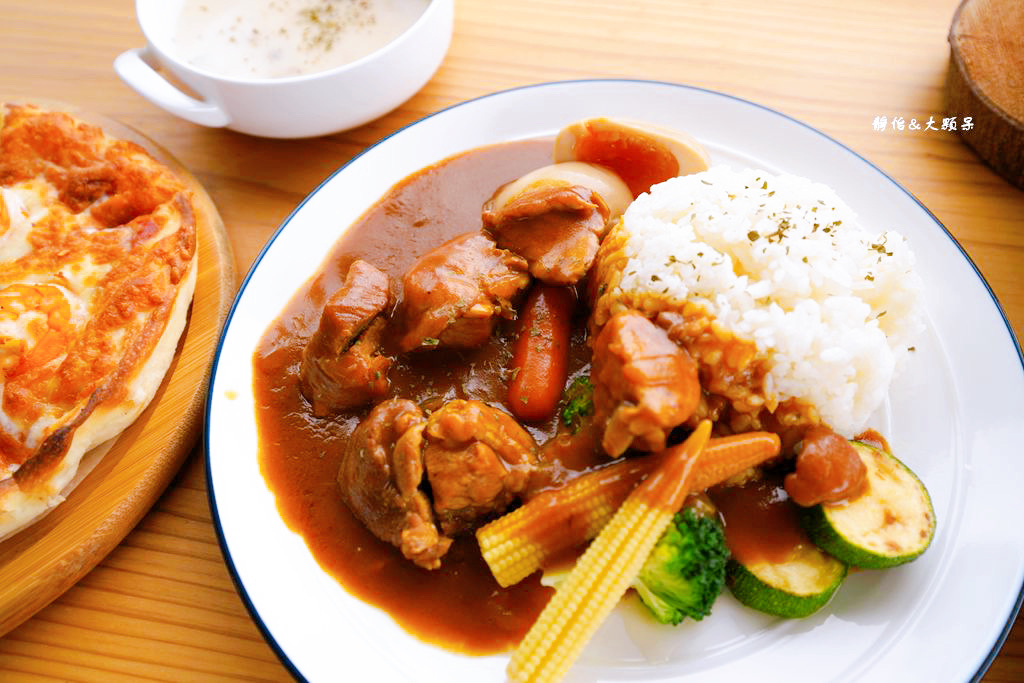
[204, 79, 1024, 682]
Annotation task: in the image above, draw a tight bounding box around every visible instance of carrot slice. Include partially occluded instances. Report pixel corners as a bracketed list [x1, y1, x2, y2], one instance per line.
[508, 284, 575, 421]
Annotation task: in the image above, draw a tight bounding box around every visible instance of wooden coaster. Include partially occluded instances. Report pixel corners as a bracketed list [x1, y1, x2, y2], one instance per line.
[946, 0, 1024, 188]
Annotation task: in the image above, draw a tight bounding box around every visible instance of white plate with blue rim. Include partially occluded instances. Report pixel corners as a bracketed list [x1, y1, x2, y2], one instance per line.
[206, 80, 1024, 682]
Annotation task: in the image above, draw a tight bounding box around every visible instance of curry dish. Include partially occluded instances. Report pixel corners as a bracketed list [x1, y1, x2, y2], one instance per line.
[253, 118, 933, 677]
[254, 139, 560, 651]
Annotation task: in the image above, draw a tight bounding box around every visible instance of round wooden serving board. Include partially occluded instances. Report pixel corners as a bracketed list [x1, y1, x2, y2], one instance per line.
[0, 101, 236, 636]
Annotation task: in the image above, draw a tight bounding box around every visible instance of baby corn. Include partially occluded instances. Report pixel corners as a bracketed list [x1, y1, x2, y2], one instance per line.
[478, 431, 780, 587]
[507, 420, 712, 683]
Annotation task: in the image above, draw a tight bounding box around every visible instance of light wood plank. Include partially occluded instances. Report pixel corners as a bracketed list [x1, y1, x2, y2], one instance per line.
[0, 0, 1020, 679]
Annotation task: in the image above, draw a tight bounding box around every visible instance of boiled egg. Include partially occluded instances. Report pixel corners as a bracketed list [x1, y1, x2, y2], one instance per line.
[554, 117, 711, 197]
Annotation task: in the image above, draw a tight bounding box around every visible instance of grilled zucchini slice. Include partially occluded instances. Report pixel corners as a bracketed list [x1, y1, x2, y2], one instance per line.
[800, 441, 935, 569]
[726, 544, 847, 618]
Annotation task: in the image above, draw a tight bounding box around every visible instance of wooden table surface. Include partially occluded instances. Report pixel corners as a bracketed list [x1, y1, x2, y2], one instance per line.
[1, 0, 1022, 680]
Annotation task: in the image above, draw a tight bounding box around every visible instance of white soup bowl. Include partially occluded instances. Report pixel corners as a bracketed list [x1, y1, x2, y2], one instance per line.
[114, 0, 453, 138]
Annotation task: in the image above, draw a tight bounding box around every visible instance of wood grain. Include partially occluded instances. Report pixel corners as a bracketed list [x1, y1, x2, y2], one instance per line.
[0, 0, 1022, 680]
[946, 0, 1024, 187]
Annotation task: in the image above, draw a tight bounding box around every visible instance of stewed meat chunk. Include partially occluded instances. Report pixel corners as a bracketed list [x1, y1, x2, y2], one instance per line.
[395, 233, 530, 352]
[423, 399, 538, 535]
[481, 161, 631, 286]
[337, 399, 453, 570]
[300, 260, 392, 416]
[591, 310, 700, 457]
[482, 182, 610, 285]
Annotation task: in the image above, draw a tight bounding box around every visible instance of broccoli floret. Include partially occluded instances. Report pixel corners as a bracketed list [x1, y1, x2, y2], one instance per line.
[560, 376, 594, 432]
[632, 507, 730, 625]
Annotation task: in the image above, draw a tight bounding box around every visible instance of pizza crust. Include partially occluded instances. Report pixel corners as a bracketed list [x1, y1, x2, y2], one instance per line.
[0, 104, 201, 540]
[0, 254, 197, 541]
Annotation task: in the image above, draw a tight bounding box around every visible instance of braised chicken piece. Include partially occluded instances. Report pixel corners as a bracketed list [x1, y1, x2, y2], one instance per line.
[784, 424, 867, 506]
[337, 399, 453, 570]
[394, 232, 530, 352]
[483, 183, 611, 286]
[591, 310, 701, 457]
[299, 260, 393, 416]
[482, 162, 631, 286]
[422, 399, 538, 535]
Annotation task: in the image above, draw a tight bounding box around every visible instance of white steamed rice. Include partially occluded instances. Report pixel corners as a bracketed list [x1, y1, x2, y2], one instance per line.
[617, 166, 925, 437]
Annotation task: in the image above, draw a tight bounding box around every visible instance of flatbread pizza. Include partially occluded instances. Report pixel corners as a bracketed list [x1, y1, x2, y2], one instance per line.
[0, 103, 198, 540]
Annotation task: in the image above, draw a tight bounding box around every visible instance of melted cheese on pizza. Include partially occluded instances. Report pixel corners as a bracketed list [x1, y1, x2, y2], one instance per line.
[0, 104, 197, 506]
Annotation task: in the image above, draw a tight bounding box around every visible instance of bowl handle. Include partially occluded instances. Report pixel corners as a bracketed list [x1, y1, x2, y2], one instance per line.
[114, 48, 231, 128]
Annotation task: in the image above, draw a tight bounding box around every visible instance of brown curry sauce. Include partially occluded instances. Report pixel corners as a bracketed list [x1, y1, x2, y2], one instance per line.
[253, 139, 596, 654]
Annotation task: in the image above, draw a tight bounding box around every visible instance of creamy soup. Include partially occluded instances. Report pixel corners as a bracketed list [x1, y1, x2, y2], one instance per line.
[170, 0, 429, 79]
